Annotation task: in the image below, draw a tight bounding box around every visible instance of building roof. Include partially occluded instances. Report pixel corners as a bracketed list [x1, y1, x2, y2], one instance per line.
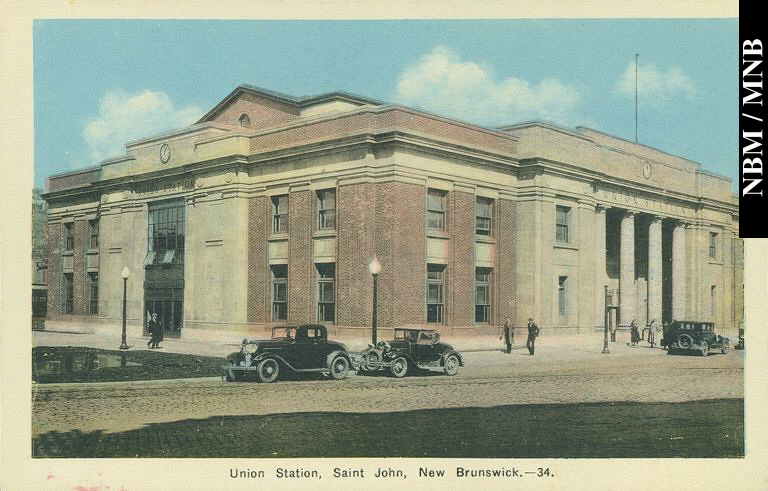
[195, 84, 386, 124]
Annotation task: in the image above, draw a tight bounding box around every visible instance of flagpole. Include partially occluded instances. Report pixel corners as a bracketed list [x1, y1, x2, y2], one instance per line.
[635, 53, 639, 143]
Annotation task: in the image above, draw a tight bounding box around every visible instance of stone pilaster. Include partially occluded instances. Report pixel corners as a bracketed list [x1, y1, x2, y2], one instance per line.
[647, 216, 663, 324]
[672, 221, 687, 320]
[594, 205, 607, 327]
[619, 211, 636, 325]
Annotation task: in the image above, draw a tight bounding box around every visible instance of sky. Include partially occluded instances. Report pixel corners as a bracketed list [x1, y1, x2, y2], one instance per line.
[33, 19, 738, 191]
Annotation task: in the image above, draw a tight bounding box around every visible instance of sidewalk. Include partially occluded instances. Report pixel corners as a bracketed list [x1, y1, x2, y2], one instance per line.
[33, 319, 695, 358]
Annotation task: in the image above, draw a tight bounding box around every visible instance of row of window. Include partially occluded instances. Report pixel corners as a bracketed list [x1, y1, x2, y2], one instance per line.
[61, 272, 98, 315]
[270, 190, 336, 235]
[267, 262, 495, 325]
[62, 220, 99, 252]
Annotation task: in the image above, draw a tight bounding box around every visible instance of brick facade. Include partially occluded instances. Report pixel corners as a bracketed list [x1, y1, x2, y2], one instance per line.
[450, 191, 476, 326]
[287, 190, 313, 324]
[73, 220, 87, 315]
[47, 223, 61, 315]
[336, 182, 376, 327]
[375, 182, 426, 326]
[247, 196, 267, 323]
[496, 198, 517, 325]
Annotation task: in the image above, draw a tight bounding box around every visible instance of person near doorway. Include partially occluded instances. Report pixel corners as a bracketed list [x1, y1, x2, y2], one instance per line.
[148, 312, 161, 349]
[500, 317, 513, 353]
[629, 319, 640, 347]
[647, 319, 658, 347]
[526, 317, 540, 355]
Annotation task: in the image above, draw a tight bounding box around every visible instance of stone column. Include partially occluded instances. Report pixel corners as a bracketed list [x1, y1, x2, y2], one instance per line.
[594, 205, 607, 327]
[647, 216, 663, 324]
[672, 221, 687, 320]
[619, 211, 636, 325]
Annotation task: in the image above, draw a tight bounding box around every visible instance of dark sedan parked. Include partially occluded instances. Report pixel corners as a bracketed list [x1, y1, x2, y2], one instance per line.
[354, 328, 464, 377]
[224, 324, 352, 382]
[662, 320, 729, 356]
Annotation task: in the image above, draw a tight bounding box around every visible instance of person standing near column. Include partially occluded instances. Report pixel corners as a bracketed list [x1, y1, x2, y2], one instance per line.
[526, 317, 540, 355]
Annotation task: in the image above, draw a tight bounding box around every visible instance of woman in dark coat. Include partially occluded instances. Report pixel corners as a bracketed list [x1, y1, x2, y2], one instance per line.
[147, 313, 160, 349]
[629, 319, 640, 346]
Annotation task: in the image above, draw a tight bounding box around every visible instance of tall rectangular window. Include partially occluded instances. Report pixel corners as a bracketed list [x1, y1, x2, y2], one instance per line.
[317, 189, 336, 230]
[426, 264, 445, 323]
[272, 195, 289, 234]
[556, 206, 570, 243]
[476, 198, 493, 236]
[710, 285, 717, 316]
[271, 265, 287, 321]
[88, 219, 99, 249]
[558, 276, 568, 316]
[709, 232, 717, 259]
[475, 267, 491, 323]
[87, 272, 99, 315]
[63, 223, 74, 251]
[63, 273, 74, 314]
[146, 200, 185, 265]
[427, 189, 446, 231]
[316, 263, 335, 323]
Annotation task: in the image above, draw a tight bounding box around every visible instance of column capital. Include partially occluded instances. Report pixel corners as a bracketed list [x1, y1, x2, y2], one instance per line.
[621, 210, 637, 219]
[595, 204, 608, 213]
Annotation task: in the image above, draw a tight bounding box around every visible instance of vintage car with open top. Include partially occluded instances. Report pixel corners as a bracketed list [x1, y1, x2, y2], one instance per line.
[224, 324, 352, 382]
[661, 320, 729, 356]
[352, 327, 464, 377]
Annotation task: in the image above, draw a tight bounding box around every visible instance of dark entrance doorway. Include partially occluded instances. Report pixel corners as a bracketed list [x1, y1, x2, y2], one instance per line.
[143, 199, 185, 339]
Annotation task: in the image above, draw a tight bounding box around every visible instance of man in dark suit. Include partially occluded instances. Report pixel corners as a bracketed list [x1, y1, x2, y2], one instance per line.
[526, 317, 540, 355]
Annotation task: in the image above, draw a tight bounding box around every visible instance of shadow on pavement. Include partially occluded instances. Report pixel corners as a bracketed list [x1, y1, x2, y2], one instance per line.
[33, 398, 743, 459]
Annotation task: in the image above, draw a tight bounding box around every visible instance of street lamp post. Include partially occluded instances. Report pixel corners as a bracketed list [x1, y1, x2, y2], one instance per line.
[602, 285, 610, 354]
[368, 258, 382, 346]
[119, 266, 130, 350]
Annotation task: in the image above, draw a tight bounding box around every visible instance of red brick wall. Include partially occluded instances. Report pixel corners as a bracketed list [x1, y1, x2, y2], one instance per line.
[249, 108, 517, 157]
[210, 92, 299, 129]
[375, 182, 426, 327]
[73, 220, 87, 314]
[336, 182, 376, 327]
[450, 191, 475, 326]
[496, 198, 517, 326]
[46, 168, 100, 192]
[47, 223, 61, 316]
[247, 196, 267, 323]
[287, 190, 313, 323]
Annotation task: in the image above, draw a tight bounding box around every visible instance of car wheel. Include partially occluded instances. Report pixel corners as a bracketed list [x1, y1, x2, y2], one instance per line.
[721, 343, 728, 354]
[676, 333, 693, 350]
[391, 357, 408, 378]
[443, 354, 459, 376]
[330, 356, 350, 380]
[256, 359, 279, 383]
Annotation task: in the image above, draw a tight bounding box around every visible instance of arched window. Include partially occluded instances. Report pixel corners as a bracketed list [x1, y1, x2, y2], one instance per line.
[239, 114, 251, 128]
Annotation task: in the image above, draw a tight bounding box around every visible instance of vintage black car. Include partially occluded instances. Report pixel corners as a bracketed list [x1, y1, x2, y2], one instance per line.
[354, 328, 464, 377]
[661, 320, 729, 356]
[224, 324, 352, 382]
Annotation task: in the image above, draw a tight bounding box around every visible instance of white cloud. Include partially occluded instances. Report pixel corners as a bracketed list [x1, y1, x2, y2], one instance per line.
[395, 46, 585, 127]
[83, 89, 203, 163]
[615, 62, 695, 102]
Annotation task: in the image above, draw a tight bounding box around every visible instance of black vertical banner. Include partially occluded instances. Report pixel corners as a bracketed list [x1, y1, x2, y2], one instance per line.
[740, 20, 765, 237]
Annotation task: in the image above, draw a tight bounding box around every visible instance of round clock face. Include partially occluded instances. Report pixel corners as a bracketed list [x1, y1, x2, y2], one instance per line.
[642, 162, 652, 180]
[159, 143, 171, 164]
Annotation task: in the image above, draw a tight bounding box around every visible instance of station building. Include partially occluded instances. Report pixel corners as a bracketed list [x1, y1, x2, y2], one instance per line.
[42, 85, 743, 340]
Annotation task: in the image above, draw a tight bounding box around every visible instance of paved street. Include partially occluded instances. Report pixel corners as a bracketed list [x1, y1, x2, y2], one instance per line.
[31, 328, 744, 457]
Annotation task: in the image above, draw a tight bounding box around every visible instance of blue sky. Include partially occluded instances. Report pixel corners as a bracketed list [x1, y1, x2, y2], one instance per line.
[34, 19, 738, 191]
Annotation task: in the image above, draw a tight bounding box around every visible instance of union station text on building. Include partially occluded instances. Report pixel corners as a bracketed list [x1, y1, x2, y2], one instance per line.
[42, 85, 743, 339]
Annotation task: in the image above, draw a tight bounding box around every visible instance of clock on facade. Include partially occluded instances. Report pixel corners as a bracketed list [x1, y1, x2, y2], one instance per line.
[159, 143, 171, 164]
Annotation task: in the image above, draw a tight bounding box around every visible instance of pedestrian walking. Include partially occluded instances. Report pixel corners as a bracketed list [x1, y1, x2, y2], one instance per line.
[499, 317, 513, 353]
[629, 319, 640, 346]
[526, 317, 540, 355]
[647, 319, 658, 347]
[147, 312, 161, 349]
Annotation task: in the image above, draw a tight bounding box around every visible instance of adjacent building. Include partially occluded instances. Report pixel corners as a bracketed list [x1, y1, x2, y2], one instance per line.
[42, 85, 742, 339]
